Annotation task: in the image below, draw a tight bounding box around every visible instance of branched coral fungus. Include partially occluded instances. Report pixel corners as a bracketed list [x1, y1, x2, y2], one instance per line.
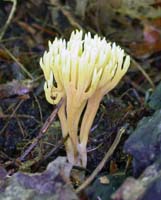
[40, 30, 130, 167]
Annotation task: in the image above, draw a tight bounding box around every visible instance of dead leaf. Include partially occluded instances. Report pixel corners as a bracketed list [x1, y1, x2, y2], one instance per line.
[0, 80, 35, 99]
[99, 176, 110, 184]
[110, 160, 118, 174]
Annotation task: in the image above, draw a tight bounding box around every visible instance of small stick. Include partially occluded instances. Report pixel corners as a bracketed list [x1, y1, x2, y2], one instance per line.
[75, 126, 127, 194]
[132, 58, 155, 89]
[0, 0, 17, 41]
[43, 135, 68, 161]
[19, 98, 64, 162]
[0, 99, 24, 135]
[33, 134, 69, 171]
[2, 45, 34, 80]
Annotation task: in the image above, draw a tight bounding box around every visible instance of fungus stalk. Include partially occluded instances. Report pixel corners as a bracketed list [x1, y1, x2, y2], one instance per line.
[40, 30, 130, 167]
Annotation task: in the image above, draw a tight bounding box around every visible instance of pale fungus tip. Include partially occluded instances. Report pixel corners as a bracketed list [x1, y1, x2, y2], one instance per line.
[40, 30, 130, 105]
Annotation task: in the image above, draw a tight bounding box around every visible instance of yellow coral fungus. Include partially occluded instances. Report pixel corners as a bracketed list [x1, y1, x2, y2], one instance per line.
[40, 30, 130, 167]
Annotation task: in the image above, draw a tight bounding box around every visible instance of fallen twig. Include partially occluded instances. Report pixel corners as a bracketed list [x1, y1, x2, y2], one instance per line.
[49, 0, 83, 30]
[0, 113, 41, 124]
[0, 0, 17, 41]
[0, 99, 25, 135]
[43, 135, 68, 161]
[33, 134, 69, 171]
[75, 125, 127, 194]
[132, 58, 155, 89]
[19, 98, 64, 162]
[2, 45, 34, 79]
